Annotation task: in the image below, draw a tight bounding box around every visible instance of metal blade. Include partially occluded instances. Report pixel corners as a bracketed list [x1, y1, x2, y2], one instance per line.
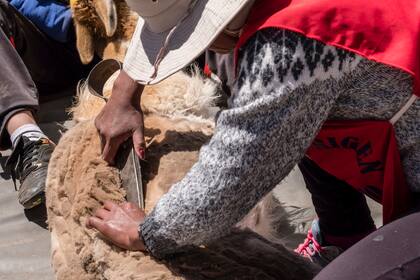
[119, 148, 145, 209]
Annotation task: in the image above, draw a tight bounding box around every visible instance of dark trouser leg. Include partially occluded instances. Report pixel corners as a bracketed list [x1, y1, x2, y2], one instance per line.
[0, 0, 95, 149]
[0, 25, 39, 149]
[314, 212, 420, 280]
[7, 3, 95, 96]
[299, 157, 376, 249]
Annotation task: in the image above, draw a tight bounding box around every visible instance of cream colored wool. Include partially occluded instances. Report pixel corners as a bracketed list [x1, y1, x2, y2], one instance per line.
[71, 69, 219, 125]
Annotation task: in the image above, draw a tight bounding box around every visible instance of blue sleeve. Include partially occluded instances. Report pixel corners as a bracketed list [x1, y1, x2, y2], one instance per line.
[9, 0, 72, 43]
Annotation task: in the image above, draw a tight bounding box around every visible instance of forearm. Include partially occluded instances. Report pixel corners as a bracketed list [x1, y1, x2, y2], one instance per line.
[111, 70, 144, 109]
[140, 89, 333, 258]
[140, 88, 342, 258]
[141, 28, 359, 259]
[141, 109, 290, 257]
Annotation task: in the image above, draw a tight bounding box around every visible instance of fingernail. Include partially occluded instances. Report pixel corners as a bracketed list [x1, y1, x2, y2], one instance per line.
[139, 148, 145, 160]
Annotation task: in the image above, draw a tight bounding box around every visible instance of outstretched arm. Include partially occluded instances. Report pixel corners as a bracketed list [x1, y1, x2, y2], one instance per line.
[140, 29, 358, 258]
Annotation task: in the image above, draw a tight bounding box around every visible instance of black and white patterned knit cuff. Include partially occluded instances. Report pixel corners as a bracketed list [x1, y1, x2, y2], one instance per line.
[140, 214, 180, 259]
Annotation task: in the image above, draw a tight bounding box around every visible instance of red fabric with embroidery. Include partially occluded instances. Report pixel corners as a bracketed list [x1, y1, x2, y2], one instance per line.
[237, 0, 420, 96]
[236, 0, 416, 224]
[306, 121, 410, 224]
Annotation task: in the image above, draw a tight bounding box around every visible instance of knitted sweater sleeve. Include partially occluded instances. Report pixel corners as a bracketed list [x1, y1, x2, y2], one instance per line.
[140, 29, 359, 259]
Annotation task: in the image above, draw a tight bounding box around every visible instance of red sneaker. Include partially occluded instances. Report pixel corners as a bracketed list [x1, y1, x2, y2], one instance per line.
[295, 220, 343, 267]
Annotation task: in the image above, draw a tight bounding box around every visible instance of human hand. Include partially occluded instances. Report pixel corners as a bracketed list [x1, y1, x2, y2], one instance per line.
[86, 201, 146, 251]
[94, 70, 146, 165]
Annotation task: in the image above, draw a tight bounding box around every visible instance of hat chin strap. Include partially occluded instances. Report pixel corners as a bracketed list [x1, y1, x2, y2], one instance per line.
[390, 94, 418, 125]
[148, 0, 198, 83]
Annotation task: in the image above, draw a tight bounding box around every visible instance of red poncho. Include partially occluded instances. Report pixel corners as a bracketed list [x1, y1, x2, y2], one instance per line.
[237, 0, 420, 223]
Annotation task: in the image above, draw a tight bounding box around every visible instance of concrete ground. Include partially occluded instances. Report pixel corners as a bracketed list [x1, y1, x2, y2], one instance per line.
[0, 90, 382, 280]
[0, 92, 73, 280]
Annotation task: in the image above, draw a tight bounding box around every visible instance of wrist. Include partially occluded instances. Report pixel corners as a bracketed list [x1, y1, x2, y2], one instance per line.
[111, 70, 144, 108]
[128, 222, 145, 251]
[137, 223, 147, 251]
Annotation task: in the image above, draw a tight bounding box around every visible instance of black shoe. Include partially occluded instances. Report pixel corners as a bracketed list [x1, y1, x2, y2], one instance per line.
[6, 136, 55, 209]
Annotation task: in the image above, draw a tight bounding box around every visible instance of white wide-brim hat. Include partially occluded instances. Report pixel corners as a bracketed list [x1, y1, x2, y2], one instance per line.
[123, 0, 254, 85]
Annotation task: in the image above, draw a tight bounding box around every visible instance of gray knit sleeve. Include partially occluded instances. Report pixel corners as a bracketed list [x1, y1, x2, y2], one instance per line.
[140, 28, 360, 259]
